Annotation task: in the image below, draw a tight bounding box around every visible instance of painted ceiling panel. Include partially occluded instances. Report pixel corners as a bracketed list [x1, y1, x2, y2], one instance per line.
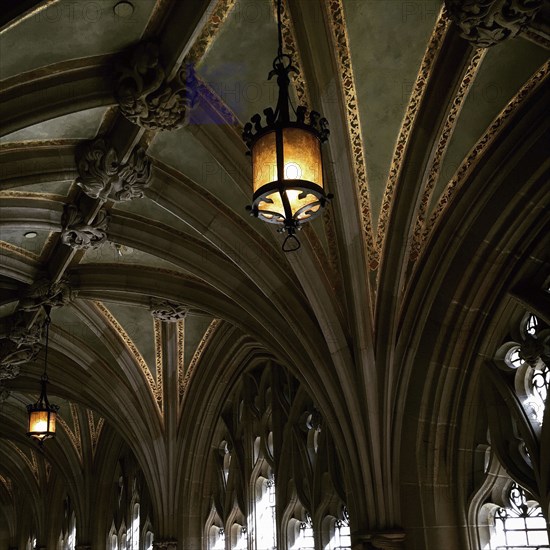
[0, 229, 53, 259]
[102, 302, 156, 377]
[80, 242, 192, 277]
[197, 0, 279, 122]
[149, 127, 255, 222]
[0, 0, 157, 80]
[432, 39, 549, 211]
[0, 107, 109, 143]
[51, 303, 114, 366]
[342, 0, 441, 224]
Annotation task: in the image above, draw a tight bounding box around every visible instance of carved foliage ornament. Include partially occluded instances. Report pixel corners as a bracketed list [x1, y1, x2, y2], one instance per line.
[445, 0, 545, 47]
[61, 204, 109, 250]
[115, 42, 197, 131]
[150, 299, 188, 322]
[19, 278, 77, 312]
[76, 139, 152, 202]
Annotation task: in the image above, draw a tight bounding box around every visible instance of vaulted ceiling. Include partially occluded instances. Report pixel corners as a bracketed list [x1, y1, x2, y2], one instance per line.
[0, 0, 549, 544]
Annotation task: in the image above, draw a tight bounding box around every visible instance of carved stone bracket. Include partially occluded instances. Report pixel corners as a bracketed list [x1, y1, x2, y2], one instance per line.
[0, 339, 41, 379]
[76, 138, 152, 202]
[445, 0, 545, 47]
[151, 299, 188, 322]
[19, 277, 77, 312]
[61, 204, 109, 250]
[115, 42, 197, 131]
[9, 321, 43, 348]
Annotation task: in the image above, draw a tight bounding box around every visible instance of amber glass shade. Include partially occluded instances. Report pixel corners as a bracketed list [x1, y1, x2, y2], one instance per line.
[251, 126, 324, 225]
[27, 406, 57, 441]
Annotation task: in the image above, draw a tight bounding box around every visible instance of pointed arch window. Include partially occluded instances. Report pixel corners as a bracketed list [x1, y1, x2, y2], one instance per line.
[488, 483, 549, 549]
[208, 526, 225, 550]
[255, 476, 276, 550]
[289, 514, 314, 550]
[329, 508, 351, 550]
[131, 503, 140, 550]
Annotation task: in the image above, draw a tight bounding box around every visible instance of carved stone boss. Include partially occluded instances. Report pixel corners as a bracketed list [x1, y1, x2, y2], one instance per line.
[151, 299, 189, 322]
[115, 42, 197, 131]
[0, 322, 43, 380]
[61, 204, 109, 250]
[76, 138, 152, 202]
[445, 0, 545, 47]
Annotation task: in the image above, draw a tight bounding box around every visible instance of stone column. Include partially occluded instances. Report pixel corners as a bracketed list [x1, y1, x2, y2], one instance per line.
[353, 530, 406, 549]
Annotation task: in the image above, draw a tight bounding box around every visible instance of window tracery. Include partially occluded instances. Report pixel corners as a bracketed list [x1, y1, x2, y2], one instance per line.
[472, 304, 550, 550]
[203, 363, 350, 550]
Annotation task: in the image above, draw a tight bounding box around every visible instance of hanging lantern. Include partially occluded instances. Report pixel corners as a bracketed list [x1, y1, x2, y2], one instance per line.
[27, 375, 59, 443]
[243, 0, 331, 252]
[27, 306, 59, 444]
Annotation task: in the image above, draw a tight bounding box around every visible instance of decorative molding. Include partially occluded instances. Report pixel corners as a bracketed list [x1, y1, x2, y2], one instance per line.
[151, 299, 189, 322]
[326, 0, 375, 264]
[8, 442, 39, 483]
[0, 474, 12, 496]
[9, 320, 43, 348]
[180, 319, 221, 400]
[186, 0, 238, 64]
[374, 8, 450, 270]
[0, 240, 41, 261]
[76, 138, 152, 202]
[445, 0, 545, 47]
[423, 61, 549, 244]
[153, 318, 163, 413]
[196, 77, 241, 127]
[115, 42, 197, 131]
[58, 403, 82, 463]
[86, 409, 105, 458]
[410, 47, 486, 262]
[19, 277, 77, 311]
[61, 204, 109, 250]
[94, 301, 161, 412]
[177, 319, 185, 401]
[0, 339, 41, 378]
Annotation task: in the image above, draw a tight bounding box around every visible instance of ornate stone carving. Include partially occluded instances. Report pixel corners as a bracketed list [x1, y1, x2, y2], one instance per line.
[0, 339, 41, 378]
[151, 299, 189, 322]
[61, 204, 109, 250]
[76, 138, 152, 202]
[19, 278, 77, 311]
[520, 334, 550, 368]
[0, 383, 10, 404]
[445, 0, 545, 47]
[152, 540, 178, 550]
[9, 321, 43, 348]
[115, 42, 197, 131]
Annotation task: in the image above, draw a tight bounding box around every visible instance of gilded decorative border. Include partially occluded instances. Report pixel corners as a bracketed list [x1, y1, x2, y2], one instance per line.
[0, 190, 67, 201]
[422, 61, 550, 245]
[273, 0, 310, 106]
[154, 318, 164, 412]
[373, 8, 450, 270]
[180, 319, 221, 401]
[0, 474, 12, 496]
[87, 409, 105, 457]
[186, 0, 238, 65]
[409, 47, 486, 261]
[57, 403, 82, 463]
[326, 0, 375, 262]
[8, 442, 39, 483]
[177, 319, 186, 400]
[0, 240, 41, 260]
[196, 76, 241, 127]
[94, 301, 162, 412]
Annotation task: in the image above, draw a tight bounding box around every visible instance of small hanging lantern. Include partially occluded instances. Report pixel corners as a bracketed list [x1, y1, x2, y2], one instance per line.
[27, 306, 59, 444]
[243, 0, 331, 252]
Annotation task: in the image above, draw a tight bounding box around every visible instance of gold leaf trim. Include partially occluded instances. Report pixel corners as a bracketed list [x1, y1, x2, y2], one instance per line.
[94, 301, 162, 413]
[57, 403, 82, 463]
[422, 61, 550, 246]
[154, 318, 164, 413]
[181, 319, 221, 400]
[186, 0, 238, 65]
[373, 8, 450, 270]
[0, 240, 41, 260]
[8, 442, 39, 483]
[410, 47, 486, 262]
[177, 318, 186, 401]
[86, 409, 105, 458]
[326, 0, 375, 263]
